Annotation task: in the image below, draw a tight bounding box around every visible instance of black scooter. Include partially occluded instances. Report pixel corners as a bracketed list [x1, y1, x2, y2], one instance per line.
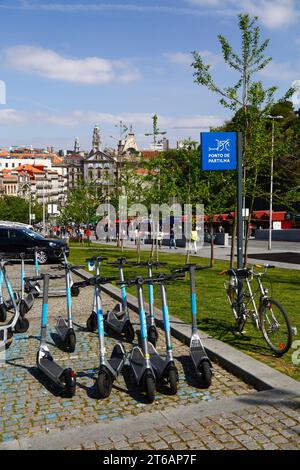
[27, 273, 77, 397]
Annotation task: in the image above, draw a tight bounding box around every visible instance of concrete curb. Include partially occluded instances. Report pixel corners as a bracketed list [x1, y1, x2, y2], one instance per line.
[72, 267, 300, 396]
[0, 388, 297, 450]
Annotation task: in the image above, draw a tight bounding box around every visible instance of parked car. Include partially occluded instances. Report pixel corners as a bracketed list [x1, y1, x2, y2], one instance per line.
[0, 224, 69, 264]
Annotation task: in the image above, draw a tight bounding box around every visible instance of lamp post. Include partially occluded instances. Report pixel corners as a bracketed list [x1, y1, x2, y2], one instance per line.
[266, 115, 283, 250]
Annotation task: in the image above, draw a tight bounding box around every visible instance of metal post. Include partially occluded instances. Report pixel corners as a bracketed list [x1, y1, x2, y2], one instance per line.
[268, 120, 274, 251]
[237, 132, 243, 270]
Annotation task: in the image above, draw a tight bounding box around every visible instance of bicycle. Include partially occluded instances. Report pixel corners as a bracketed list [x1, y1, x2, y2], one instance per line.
[220, 264, 294, 356]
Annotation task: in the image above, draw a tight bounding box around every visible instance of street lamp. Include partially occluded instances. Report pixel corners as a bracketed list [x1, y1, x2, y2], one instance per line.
[266, 115, 283, 250]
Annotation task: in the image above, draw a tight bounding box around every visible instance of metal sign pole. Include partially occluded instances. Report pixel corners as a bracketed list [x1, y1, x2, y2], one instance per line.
[237, 132, 243, 269]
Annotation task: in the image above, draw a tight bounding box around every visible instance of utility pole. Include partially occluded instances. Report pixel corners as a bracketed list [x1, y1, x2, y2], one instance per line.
[145, 114, 167, 196]
[266, 115, 283, 251]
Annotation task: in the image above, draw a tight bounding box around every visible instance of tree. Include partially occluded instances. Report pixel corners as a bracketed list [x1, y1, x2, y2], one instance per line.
[0, 196, 42, 224]
[60, 180, 104, 226]
[192, 13, 294, 266]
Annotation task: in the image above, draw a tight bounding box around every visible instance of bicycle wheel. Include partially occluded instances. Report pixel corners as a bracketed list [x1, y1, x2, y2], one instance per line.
[260, 298, 292, 356]
[224, 278, 238, 319]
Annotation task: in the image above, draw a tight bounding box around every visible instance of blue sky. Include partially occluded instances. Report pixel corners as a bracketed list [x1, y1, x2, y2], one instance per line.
[0, 0, 300, 151]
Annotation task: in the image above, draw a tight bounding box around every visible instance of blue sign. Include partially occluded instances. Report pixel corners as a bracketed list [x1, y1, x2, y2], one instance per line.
[201, 132, 237, 171]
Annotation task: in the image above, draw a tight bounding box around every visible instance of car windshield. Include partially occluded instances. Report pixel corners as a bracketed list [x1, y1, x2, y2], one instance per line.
[24, 230, 45, 241]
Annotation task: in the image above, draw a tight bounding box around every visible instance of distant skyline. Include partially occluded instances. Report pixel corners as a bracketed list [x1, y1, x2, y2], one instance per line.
[0, 0, 300, 151]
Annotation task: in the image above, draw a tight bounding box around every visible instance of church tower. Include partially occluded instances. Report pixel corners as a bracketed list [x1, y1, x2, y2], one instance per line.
[92, 125, 101, 153]
[74, 136, 80, 153]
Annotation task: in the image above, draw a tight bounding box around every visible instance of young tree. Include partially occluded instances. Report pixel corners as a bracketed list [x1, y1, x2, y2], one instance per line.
[192, 14, 294, 266]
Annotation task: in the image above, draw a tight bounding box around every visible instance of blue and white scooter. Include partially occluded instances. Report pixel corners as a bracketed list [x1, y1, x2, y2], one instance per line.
[27, 272, 77, 397]
[104, 258, 135, 343]
[86, 256, 108, 332]
[172, 264, 213, 387]
[0, 259, 29, 351]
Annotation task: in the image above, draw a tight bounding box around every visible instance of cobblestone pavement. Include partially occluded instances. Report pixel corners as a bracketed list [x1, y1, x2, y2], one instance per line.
[0, 264, 299, 450]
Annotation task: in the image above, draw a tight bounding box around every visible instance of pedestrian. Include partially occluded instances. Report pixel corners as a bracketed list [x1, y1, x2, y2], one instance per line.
[169, 227, 177, 249]
[191, 227, 198, 254]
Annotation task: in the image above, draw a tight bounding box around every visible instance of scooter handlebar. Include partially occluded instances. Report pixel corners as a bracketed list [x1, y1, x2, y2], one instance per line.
[86, 276, 117, 286]
[118, 273, 184, 286]
[25, 274, 65, 282]
[172, 264, 210, 273]
[86, 256, 108, 262]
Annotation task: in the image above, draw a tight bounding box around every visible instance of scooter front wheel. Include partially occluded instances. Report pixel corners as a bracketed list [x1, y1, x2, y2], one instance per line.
[123, 321, 135, 343]
[148, 325, 158, 347]
[19, 300, 29, 317]
[199, 360, 212, 388]
[14, 317, 29, 333]
[144, 374, 156, 403]
[168, 367, 178, 395]
[86, 312, 97, 332]
[65, 330, 76, 353]
[71, 286, 80, 297]
[97, 371, 113, 398]
[0, 305, 7, 322]
[63, 369, 76, 398]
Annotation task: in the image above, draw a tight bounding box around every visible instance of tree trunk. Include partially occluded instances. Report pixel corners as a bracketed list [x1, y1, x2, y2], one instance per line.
[210, 222, 214, 268]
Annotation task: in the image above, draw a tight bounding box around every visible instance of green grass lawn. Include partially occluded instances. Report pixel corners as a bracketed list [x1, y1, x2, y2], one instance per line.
[69, 242, 300, 381]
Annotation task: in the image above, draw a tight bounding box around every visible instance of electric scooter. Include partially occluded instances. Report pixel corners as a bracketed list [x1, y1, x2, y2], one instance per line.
[104, 258, 135, 343]
[0, 259, 29, 351]
[27, 272, 77, 397]
[126, 261, 168, 346]
[53, 261, 84, 352]
[84, 273, 125, 398]
[142, 272, 183, 394]
[172, 264, 213, 387]
[19, 252, 39, 317]
[86, 256, 108, 332]
[116, 276, 156, 403]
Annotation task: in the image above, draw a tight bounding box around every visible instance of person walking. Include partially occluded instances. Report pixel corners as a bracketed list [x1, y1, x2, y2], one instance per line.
[191, 228, 198, 254]
[169, 227, 177, 249]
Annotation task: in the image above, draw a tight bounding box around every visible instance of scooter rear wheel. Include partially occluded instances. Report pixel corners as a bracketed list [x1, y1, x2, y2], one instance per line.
[148, 325, 158, 347]
[97, 371, 113, 398]
[199, 360, 212, 388]
[86, 312, 97, 332]
[144, 374, 156, 403]
[14, 317, 29, 333]
[65, 330, 76, 353]
[123, 322, 135, 343]
[168, 368, 178, 395]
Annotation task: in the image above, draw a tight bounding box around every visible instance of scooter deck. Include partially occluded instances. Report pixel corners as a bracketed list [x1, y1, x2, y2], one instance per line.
[190, 335, 209, 368]
[147, 342, 165, 371]
[105, 311, 125, 333]
[39, 356, 64, 378]
[56, 317, 69, 339]
[130, 346, 145, 376]
[108, 344, 125, 371]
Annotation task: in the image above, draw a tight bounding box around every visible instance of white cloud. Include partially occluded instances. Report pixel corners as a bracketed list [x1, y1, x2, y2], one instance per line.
[0, 108, 224, 131]
[186, 0, 298, 28]
[5, 45, 141, 84]
[165, 50, 221, 67]
[259, 61, 300, 81]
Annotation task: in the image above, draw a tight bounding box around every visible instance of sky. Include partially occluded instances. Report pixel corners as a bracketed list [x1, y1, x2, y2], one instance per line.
[0, 0, 300, 151]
